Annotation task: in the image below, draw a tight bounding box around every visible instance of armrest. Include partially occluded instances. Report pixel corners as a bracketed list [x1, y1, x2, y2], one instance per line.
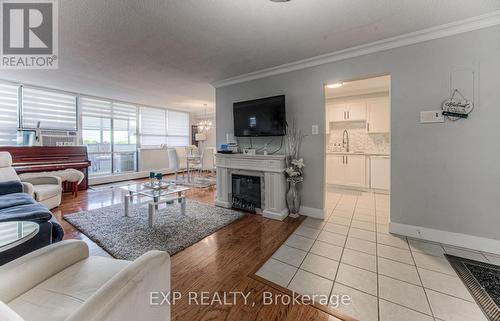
[20, 182, 34, 197]
[66, 251, 170, 321]
[0, 240, 89, 302]
[21, 176, 61, 186]
[0, 301, 25, 321]
[0, 181, 23, 196]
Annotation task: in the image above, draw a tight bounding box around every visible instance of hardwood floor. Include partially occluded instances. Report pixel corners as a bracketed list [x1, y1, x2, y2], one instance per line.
[52, 179, 347, 321]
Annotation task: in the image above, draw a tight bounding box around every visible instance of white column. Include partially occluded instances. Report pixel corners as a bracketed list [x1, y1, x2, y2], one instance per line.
[215, 167, 231, 208]
[263, 172, 289, 220]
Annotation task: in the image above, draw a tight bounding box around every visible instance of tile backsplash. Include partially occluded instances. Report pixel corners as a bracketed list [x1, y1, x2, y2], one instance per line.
[327, 122, 390, 154]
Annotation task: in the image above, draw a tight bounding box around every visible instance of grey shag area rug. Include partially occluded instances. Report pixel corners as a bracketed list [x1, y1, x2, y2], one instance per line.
[64, 200, 244, 260]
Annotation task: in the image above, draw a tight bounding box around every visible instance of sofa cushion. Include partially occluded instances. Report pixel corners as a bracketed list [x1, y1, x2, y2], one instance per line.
[0, 301, 24, 321]
[8, 256, 130, 321]
[33, 184, 62, 201]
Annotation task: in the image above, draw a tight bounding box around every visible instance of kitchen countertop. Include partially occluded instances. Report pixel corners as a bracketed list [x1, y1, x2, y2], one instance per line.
[327, 151, 390, 157]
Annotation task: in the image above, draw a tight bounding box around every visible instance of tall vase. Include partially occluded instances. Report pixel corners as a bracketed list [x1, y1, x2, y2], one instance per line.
[286, 180, 301, 216]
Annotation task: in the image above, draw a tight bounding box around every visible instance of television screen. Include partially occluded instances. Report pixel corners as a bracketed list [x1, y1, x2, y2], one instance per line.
[233, 95, 286, 137]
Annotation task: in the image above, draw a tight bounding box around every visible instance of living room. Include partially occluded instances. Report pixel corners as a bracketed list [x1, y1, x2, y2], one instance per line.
[1, 1, 500, 321]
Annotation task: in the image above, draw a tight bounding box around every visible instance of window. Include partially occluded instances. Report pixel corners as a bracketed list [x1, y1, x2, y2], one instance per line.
[112, 102, 137, 174]
[22, 87, 77, 130]
[81, 97, 138, 176]
[140, 106, 167, 146]
[0, 83, 19, 146]
[81, 97, 112, 176]
[139, 107, 189, 147]
[167, 110, 189, 147]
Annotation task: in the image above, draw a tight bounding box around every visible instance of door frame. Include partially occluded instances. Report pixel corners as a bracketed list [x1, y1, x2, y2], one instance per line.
[322, 73, 392, 216]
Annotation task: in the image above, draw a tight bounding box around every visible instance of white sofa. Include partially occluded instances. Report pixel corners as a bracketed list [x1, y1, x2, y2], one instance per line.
[0, 152, 62, 209]
[0, 240, 171, 321]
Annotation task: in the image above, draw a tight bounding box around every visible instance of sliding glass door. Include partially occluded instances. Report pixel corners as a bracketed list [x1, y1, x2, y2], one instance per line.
[112, 103, 137, 174]
[81, 98, 112, 176]
[81, 97, 138, 176]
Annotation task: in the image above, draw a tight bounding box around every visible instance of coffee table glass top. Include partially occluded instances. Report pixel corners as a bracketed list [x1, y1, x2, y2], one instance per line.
[119, 182, 190, 198]
[0, 221, 39, 251]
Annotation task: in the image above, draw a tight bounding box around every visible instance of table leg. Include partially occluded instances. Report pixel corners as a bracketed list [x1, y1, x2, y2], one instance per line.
[148, 203, 155, 227]
[181, 197, 186, 215]
[124, 194, 130, 217]
[187, 159, 191, 183]
[178, 191, 182, 203]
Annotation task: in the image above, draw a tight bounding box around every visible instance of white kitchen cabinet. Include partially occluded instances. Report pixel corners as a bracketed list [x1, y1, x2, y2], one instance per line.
[346, 102, 367, 121]
[344, 155, 366, 187]
[326, 154, 366, 188]
[367, 97, 390, 133]
[328, 102, 366, 122]
[326, 155, 345, 185]
[370, 156, 390, 190]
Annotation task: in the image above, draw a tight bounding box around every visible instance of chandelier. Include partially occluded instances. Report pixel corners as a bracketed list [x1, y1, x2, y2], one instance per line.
[197, 105, 213, 133]
[197, 119, 212, 133]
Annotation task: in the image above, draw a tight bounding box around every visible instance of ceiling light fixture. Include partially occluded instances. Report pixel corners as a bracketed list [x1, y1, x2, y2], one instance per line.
[197, 104, 213, 133]
[326, 83, 343, 89]
[270, 0, 291, 2]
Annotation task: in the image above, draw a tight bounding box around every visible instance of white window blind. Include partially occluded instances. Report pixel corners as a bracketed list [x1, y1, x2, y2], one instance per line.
[167, 110, 189, 147]
[139, 107, 189, 147]
[113, 102, 137, 122]
[140, 107, 166, 135]
[140, 106, 167, 146]
[22, 87, 77, 130]
[81, 97, 112, 120]
[0, 83, 19, 146]
[167, 110, 189, 136]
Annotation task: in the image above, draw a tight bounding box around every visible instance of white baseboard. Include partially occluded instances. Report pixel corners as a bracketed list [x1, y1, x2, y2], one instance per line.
[390, 222, 500, 255]
[299, 206, 327, 219]
[263, 208, 289, 221]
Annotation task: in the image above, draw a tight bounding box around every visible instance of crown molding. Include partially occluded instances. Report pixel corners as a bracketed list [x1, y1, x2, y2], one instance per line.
[213, 10, 500, 88]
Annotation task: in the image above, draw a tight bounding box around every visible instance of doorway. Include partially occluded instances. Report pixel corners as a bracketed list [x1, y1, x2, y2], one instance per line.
[324, 75, 391, 216]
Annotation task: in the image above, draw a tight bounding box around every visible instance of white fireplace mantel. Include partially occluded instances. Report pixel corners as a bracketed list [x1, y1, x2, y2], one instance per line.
[215, 153, 289, 220]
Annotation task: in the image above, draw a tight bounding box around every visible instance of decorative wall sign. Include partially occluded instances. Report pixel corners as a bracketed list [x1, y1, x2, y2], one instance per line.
[441, 89, 474, 120]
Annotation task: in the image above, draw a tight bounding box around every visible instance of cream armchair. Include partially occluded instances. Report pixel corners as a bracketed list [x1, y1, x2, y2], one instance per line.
[0, 152, 62, 209]
[0, 240, 171, 321]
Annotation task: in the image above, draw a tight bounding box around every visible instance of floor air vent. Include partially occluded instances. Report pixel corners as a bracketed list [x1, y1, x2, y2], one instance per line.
[446, 254, 500, 321]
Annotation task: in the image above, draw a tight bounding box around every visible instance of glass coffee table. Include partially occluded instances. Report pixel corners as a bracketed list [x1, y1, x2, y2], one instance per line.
[0, 221, 39, 252]
[119, 183, 191, 227]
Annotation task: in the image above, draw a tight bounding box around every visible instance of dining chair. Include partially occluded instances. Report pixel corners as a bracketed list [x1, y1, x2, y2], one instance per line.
[202, 147, 216, 176]
[167, 148, 184, 181]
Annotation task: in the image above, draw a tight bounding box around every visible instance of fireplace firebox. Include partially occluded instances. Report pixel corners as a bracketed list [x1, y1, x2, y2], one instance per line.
[231, 174, 261, 213]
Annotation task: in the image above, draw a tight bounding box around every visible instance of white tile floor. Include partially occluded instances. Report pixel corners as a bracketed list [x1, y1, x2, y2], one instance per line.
[256, 191, 498, 321]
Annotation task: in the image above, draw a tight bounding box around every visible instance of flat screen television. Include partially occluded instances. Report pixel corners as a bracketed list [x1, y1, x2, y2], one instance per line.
[233, 95, 286, 137]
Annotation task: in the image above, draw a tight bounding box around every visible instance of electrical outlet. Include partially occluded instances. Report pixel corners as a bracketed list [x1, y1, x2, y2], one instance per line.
[312, 125, 319, 135]
[420, 111, 444, 123]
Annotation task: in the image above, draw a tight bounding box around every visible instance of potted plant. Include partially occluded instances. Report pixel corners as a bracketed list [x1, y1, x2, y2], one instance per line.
[285, 122, 306, 218]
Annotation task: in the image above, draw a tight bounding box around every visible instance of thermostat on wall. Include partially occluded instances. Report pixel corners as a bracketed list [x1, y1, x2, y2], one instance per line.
[420, 111, 444, 123]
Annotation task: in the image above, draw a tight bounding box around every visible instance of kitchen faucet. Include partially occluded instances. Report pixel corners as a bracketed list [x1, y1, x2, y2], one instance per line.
[342, 129, 349, 152]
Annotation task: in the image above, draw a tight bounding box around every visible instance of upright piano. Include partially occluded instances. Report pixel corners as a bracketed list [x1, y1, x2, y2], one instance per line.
[0, 146, 91, 192]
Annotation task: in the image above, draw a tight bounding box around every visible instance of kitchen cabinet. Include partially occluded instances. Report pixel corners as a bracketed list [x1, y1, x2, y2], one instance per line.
[344, 155, 366, 187]
[326, 155, 345, 185]
[367, 97, 390, 133]
[329, 102, 366, 122]
[346, 102, 367, 121]
[326, 154, 366, 188]
[370, 156, 390, 190]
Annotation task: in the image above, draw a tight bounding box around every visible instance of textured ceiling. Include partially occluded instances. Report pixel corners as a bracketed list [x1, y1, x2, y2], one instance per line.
[1, 0, 499, 112]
